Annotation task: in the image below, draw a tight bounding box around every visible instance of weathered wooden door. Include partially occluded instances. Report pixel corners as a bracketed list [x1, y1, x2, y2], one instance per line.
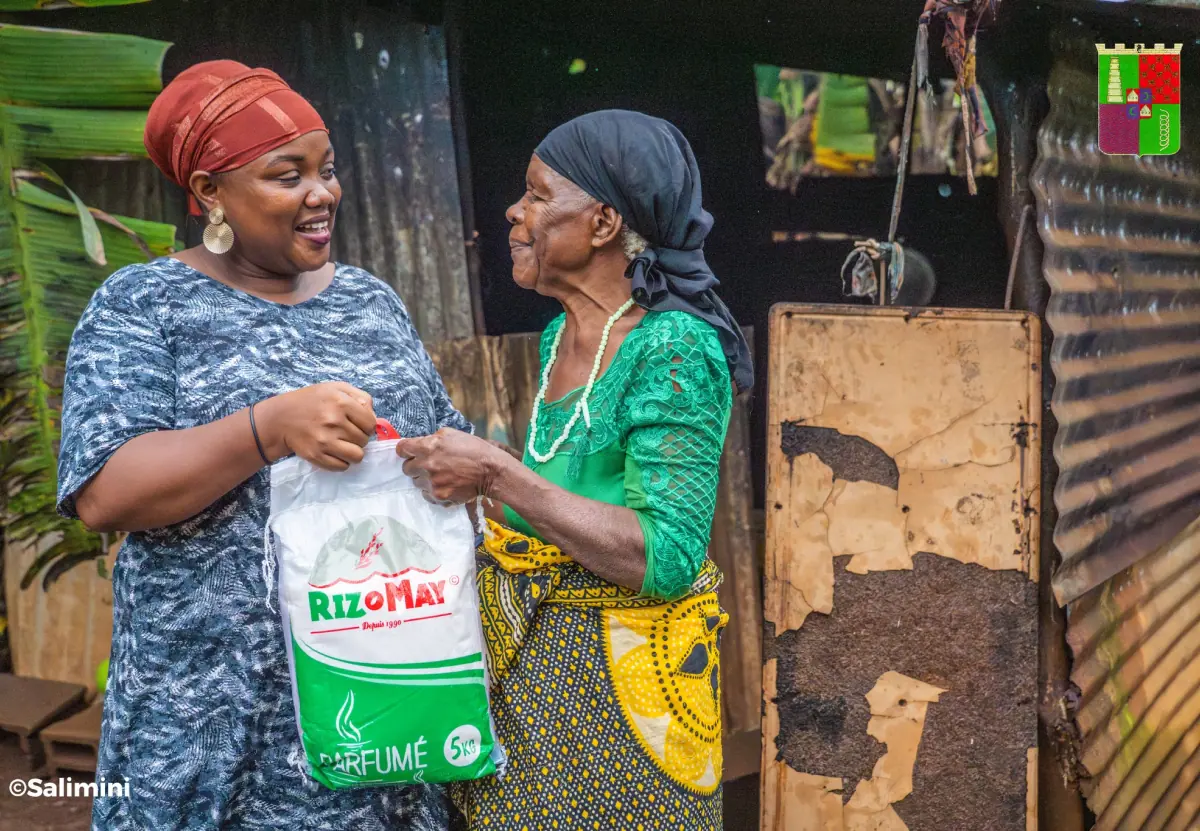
[762, 305, 1040, 831]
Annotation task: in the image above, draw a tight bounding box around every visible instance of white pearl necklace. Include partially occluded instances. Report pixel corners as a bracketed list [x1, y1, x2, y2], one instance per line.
[528, 298, 637, 463]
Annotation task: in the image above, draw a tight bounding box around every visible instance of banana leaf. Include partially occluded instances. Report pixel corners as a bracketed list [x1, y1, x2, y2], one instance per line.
[0, 23, 175, 589]
[755, 63, 781, 102]
[22, 166, 106, 265]
[2, 184, 173, 584]
[0, 25, 168, 108]
[813, 74, 876, 172]
[1, 104, 150, 161]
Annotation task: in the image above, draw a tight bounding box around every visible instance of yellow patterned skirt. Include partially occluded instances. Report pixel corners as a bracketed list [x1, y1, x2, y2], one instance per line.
[453, 521, 726, 830]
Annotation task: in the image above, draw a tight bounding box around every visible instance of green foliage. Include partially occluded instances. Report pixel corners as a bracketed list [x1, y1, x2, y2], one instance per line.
[814, 74, 875, 161]
[96, 656, 108, 693]
[0, 23, 174, 589]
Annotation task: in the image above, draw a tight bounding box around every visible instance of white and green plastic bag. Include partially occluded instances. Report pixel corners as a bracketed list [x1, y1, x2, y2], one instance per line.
[266, 428, 500, 789]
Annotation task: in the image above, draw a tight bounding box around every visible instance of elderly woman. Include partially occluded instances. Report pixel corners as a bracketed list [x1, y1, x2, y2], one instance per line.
[56, 61, 461, 829]
[396, 110, 753, 830]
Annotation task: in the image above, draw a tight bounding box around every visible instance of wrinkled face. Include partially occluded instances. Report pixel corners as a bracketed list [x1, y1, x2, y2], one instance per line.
[201, 130, 341, 275]
[505, 154, 598, 293]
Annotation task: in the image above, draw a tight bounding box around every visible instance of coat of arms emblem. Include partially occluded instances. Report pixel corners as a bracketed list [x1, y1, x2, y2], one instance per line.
[1097, 42, 1182, 156]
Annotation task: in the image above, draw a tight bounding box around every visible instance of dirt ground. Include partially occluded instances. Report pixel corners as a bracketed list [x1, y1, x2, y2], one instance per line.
[0, 733, 91, 830]
[0, 730, 759, 830]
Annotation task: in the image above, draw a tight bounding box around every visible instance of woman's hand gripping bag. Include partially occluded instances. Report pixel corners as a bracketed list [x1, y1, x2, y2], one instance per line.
[266, 421, 502, 789]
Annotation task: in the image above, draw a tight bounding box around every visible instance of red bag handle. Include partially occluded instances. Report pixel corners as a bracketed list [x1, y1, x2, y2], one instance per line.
[374, 418, 400, 441]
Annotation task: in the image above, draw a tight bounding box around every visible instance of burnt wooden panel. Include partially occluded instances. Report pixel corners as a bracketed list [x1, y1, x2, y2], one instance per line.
[762, 304, 1040, 830]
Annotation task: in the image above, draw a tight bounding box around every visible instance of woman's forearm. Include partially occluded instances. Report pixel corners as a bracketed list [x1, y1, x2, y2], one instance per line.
[481, 497, 509, 525]
[75, 404, 275, 533]
[487, 453, 647, 592]
[74, 382, 375, 533]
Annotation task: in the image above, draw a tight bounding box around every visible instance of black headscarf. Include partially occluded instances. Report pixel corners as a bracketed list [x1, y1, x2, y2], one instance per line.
[534, 110, 754, 392]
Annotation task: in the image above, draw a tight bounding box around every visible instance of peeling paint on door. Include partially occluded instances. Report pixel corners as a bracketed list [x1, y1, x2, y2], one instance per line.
[762, 665, 948, 831]
[763, 305, 1040, 830]
[843, 672, 945, 831]
[765, 306, 1041, 636]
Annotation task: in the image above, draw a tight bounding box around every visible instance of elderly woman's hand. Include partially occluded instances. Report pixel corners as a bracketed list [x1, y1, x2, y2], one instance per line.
[395, 428, 506, 505]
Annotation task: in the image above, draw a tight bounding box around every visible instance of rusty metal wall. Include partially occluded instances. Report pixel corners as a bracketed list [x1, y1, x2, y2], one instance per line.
[1032, 38, 1200, 831]
[32, 0, 476, 344]
[1032, 47, 1200, 609]
[1066, 519, 1200, 831]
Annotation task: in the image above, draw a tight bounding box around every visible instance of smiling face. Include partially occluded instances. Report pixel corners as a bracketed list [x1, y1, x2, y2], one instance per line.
[505, 154, 617, 294]
[191, 130, 341, 275]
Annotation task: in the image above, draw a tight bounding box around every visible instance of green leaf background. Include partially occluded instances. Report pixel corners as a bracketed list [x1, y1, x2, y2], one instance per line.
[0, 22, 175, 590]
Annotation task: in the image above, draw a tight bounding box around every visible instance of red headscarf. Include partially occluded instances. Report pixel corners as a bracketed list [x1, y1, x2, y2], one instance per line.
[144, 60, 328, 214]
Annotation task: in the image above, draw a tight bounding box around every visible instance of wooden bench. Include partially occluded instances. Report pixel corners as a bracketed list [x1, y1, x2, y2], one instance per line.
[41, 699, 104, 777]
[0, 674, 86, 769]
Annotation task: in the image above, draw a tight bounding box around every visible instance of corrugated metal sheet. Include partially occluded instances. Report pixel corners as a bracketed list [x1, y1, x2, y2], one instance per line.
[1032, 42, 1200, 831]
[1031, 51, 1200, 608]
[1067, 518, 1200, 831]
[41, 0, 475, 344]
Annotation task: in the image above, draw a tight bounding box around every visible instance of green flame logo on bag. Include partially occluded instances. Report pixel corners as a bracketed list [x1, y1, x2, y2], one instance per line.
[335, 691, 363, 745]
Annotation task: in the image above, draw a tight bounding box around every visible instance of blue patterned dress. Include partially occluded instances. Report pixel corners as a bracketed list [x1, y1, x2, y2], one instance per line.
[56, 258, 467, 830]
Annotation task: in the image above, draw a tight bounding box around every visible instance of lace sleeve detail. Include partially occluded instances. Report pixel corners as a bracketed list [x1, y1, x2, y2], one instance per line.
[624, 314, 732, 599]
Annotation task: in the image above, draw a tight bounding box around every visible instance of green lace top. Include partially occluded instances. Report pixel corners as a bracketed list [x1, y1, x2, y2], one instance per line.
[503, 310, 733, 599]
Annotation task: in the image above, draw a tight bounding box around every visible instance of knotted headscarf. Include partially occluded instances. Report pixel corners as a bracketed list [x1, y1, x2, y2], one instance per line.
[144, 60, 327, 214]
[534, 110, 754, 392]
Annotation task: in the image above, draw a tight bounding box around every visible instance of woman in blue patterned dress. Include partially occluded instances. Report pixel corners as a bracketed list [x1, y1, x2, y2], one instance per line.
[56, 61, 457, 829]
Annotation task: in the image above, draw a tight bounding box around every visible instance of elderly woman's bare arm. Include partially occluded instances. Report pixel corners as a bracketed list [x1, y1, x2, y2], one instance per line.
[488, 454, 648, 592]
[396, 322, 731, 597]
[396, 429, 647, 592]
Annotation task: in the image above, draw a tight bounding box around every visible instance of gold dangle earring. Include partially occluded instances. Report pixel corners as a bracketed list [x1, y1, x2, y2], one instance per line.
[203, 207, 234, 254]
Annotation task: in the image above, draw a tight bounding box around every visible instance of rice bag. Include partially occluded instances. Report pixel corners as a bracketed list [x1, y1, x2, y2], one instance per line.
[266, 424, 500, 789]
